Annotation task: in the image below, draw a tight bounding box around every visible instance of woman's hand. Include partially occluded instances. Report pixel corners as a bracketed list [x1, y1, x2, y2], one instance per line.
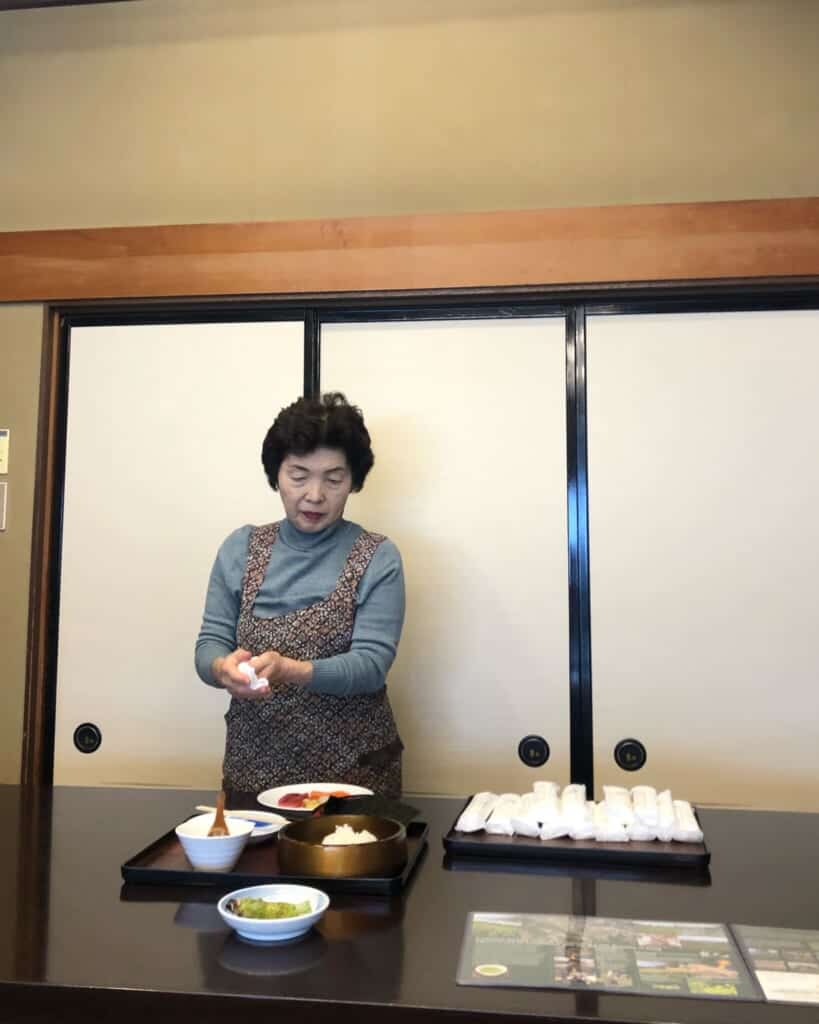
[252, 650, 314, 688]
[211, 648, 271, 700]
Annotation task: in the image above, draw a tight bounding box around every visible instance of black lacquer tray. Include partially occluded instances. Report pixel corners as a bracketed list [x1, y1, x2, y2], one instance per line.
[443, 799, 710, 870]
[121, 819, 428, 895]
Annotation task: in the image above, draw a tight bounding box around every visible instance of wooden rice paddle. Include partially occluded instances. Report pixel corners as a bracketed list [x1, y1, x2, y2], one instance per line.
[207, 790, 229, 837]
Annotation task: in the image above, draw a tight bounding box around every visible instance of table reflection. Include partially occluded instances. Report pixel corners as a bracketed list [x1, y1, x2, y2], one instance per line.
[174, 890, 406, 998]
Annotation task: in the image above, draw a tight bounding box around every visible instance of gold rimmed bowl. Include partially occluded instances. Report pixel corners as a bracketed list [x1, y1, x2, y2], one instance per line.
[277, 814, 408, 878]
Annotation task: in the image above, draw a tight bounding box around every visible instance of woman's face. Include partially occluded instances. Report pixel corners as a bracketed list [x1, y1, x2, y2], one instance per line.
[277, 447, 353, 533]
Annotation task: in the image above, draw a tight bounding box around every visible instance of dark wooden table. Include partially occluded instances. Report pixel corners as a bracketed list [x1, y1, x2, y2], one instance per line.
[1, 785, 818, 1023]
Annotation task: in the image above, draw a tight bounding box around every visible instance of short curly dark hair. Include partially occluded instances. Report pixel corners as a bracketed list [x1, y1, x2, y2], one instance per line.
[261, 392, 374, 492]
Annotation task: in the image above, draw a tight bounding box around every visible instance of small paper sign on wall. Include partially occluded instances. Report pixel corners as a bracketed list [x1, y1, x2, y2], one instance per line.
[0, 428, 8, 474]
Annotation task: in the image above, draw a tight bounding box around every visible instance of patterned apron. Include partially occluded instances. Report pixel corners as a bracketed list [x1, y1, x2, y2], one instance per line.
[222, 522, 403, 797]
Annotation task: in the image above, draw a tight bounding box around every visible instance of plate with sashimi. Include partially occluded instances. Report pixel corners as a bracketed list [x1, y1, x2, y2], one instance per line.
[257, 782, 373, 814]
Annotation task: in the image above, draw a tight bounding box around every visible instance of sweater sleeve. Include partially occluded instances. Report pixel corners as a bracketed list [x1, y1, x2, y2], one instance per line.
[194, 526, 252, 686]
[307, 538, 406, 697]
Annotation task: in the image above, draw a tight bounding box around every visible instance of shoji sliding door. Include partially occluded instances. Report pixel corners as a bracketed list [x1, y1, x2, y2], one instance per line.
[322, 317, 570, 795]
[587, 310, 819, 810]
[54, 321, 303, 786]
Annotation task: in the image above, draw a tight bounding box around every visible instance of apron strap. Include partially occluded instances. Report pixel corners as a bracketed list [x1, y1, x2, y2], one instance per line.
[239, 522, 280, 617]
[336, 530, 386, 601]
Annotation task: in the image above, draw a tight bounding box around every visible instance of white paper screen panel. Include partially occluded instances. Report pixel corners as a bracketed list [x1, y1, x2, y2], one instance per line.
[587, 310, 819, 810]
[321, 318, 570, 795]
[54, 322, 304, 787]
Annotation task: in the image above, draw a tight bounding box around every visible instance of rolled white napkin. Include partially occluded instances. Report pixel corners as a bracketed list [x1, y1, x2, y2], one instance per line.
[594, 801, 630, 842]
[656, 789, 677, 842]
[485, 793, 521, 836]
[533, 780, 560, 797]
[539, 819, 570, 840]
[627, 819, 657, 841]
[531, 784, 563, 829]
[454, 792, 499, 833]
[511, 792, 542, 838]
[568, 800, 596, 840]
[672, 800, 704, 843]
[560, 784, 587, 830]
[238, 661, 267, 690]
[631, 785, 659, 827]
[602, 785, 635, 828]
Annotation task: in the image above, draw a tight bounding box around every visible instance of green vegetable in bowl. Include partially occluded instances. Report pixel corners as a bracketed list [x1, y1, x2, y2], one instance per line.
[228, 897, 311, 919]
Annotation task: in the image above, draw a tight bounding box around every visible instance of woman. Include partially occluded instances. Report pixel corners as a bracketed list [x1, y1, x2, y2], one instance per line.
[195, 392, 405, 797]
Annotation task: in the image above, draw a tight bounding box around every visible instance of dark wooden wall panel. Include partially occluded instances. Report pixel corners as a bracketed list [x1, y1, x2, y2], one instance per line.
[2, 198, 819, 303]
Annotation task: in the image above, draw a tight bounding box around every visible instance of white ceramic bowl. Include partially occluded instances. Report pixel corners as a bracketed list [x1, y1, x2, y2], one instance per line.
[217, 883, 330, 944]
[175, 812, 255, 872]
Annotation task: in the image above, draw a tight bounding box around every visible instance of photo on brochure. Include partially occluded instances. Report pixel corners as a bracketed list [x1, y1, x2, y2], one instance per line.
[732, 924, 819, 1005]
[457, 913, 759, 1001]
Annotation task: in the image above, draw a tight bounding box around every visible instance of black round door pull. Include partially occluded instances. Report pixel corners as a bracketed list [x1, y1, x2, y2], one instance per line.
[614, 737, 646, 772]
[73, 722, 102, 754]
[518, 734, 550, 767]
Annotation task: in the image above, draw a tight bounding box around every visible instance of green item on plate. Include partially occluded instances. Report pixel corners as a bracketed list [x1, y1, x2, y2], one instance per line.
[230, 897, 311, 919]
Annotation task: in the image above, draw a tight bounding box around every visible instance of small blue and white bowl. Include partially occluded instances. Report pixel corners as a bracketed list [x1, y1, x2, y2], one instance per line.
[175, 813, 255, 872]
[217, 884, 330, 944]
[193, 805, 288, 844]
[222, 809, 288, 845]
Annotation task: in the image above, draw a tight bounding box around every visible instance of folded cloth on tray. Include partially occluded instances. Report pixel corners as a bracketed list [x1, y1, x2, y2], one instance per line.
[627, 819, 658, 841]
[568, 800, 596, 841]
[485, 793, 522, 836]
[602, 785, 635, 828]
[655, 789, 677, 842]
[511, 792, 542, 838]
[594, 801, 630, 842]
[539, 815, 569, 840]
[449, 783, 703, 845]
[631, 785, 659, 827]
[531, 783, 563, 830]
[672, 800, 704, 843]
[560, 784, 587, 830]
[533, 780, 560, 797]
[454, 792, 499, 833]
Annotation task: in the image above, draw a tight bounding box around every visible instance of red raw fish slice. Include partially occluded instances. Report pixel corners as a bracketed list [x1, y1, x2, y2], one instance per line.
[278, 792, 306, 808]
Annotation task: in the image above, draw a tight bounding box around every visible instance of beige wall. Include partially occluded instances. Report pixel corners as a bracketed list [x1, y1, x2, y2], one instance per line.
[0, 306, 42, 783]
[2, 0, 819, 231]
[1, 0, 818, 782]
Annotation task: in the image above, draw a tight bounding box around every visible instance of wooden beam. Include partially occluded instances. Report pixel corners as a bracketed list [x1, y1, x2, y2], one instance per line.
[1, 198, 819, 303]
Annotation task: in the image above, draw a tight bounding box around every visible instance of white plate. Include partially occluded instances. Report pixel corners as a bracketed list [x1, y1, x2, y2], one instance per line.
[227, 809, 289, 843]
[218, 883, 330, 944]
[194, 806, 288, 843]
[257, 782, 373, 813]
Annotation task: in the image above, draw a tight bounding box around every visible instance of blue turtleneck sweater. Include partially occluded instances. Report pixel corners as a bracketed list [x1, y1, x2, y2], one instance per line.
[194, 518, 405, 697]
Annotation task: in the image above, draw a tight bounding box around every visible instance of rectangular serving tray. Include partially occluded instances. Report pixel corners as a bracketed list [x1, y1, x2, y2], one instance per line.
[443, 800, 710, 869]
[121, 819, 429, 895]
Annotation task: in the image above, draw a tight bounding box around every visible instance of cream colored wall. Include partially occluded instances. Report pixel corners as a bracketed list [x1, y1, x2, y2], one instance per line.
[1, 0, 818, 782]
[2, 0, 818, 230]
[0, 306, 42, 783]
